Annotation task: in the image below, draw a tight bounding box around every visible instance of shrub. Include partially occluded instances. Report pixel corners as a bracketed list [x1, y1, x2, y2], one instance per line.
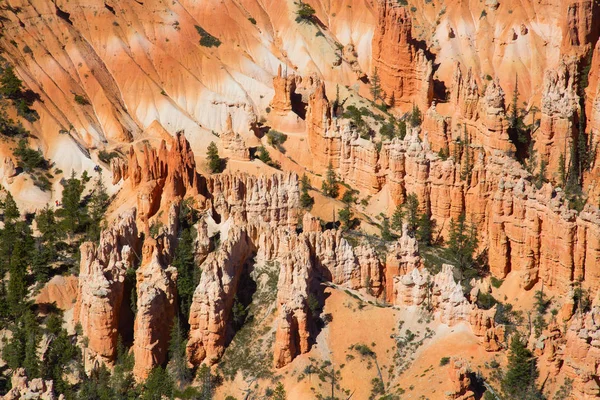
[295, 1, 316, 23]
[98, 150, 120, 164]
[353, 344, 375, 357]
[74, 94, 89, 105]
[195, 25, 221, 48]
[490, 276, 503, 288]
[440, 357, 451, 366]
[13, 138, 46, 172]
[248, 17, 256, 25]
[266, 129, 288, 149]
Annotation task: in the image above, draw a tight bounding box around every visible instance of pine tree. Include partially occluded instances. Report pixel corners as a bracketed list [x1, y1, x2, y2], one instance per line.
[391, 202, 405, 231]
[535, 159, 547, 189]
[7, 229, 33, 318]
[174, 227, 198, 323]
[416, 213, 435, 246]
[447, 213, 478, 281]
[299, 174, 314, 209]
[168, 318, 191, 387]
[380, 217, 394, 241]
[501, 334, 543, 400]
[460, 127, 472, 183]
[321, 163, 339, 198]
[558, 153, 566, 187]
[87, 173, 109, 241]
[206, 141, 221, 173]
[0, 192, 20, 272]
[143, 367, 174, 400]
[60, 171, 85, 235]
[405, 194, 419, 235]
[0, 66, 24, 100]
[338, 205, 353, 231]
[408, 104, 422, 127]
[272, 382, 287, 400]
[370, 67, 382, 104]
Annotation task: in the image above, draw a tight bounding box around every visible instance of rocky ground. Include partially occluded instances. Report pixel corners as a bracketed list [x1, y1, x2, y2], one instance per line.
[0, 0, 600, 399]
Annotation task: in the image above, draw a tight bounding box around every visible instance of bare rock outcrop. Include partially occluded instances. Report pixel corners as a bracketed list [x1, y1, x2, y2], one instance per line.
[186, 227, 255, 365]
[221, 114, 250, 161]
[270, 65, 295, 114]
[73, 209, 140, 370]
[273, 238, 315, 368]
[132, 238, 178, 380]
[113, 132, 200, 223]
[4, 368, 56, 400]
[445, 358, 476, 400]
[393, 264, 472, 325]
[372, 0, 433, 111]
[207, 172, 300, 230]
[536, 61, 580, 176]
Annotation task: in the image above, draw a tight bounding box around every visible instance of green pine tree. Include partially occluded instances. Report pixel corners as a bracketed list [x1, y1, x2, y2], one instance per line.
[168, 318, 191, 387]
[380, 216, 394, 241]
[321, 163, 339, 198]
[501, 334, 543, 400]
[447, 213, 478, 281]
[206, 141, 221, 173]
[59, 171, 85, 235]
[299, 174, 314, 209]
[338, 205, 353, 231]
[416, 213, 435, 246]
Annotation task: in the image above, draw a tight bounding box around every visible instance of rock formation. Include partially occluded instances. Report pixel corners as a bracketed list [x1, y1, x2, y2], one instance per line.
[536, 61, 580, 176]
[445, 358, 476, 400]
[73, 209, 140, 371]
[132, 238, 178, 380]
[270, 65, 295, 114]
[4, 368, 56, 400]
[273, 238, 315, 368]
[372, 0, 433, 111]
[221, 114, 250, 161]
[186, 227, 255, 365]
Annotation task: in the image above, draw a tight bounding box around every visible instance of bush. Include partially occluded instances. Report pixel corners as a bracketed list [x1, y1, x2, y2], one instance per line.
[266, 129, 288, 149]
[440, 357, 451, 366]
[295, 1, 316, 23]
[98, 150, 120, 164]
[13, 138, 46, 172]
[195, 25, 221, 48]
[73, 94, 89, 105]
[490, 276, 503, 288]
[353, 344, 375, 357]
[477, 292, 498, 310]
[248, 17, 256, 25]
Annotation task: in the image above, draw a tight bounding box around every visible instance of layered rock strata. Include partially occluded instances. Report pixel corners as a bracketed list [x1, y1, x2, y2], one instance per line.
[372, 0, 433, 111]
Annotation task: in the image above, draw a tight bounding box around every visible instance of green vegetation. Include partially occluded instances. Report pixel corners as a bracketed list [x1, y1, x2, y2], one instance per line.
[370, 67, 383, 104]
[299, 174, 314, 209]
[439, 357, 451, 366]
[342, 105, 376, 139]
[256, 145, 281, 169]
[295, 1, 316, 23]
[98, 149, 120, 164]
[206, 141, 222, 173]
[195, 25, 221, 48]
[73, 94, 89, 105]
[447, 213, 479, 282]
[407, 104, 422, 127]
[266, 129, 288, 151]
[380, 116, 407, 141]
[0, 65, 38, 121]
[501, 335, 543, 399]
[321, 162, 339, 198]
